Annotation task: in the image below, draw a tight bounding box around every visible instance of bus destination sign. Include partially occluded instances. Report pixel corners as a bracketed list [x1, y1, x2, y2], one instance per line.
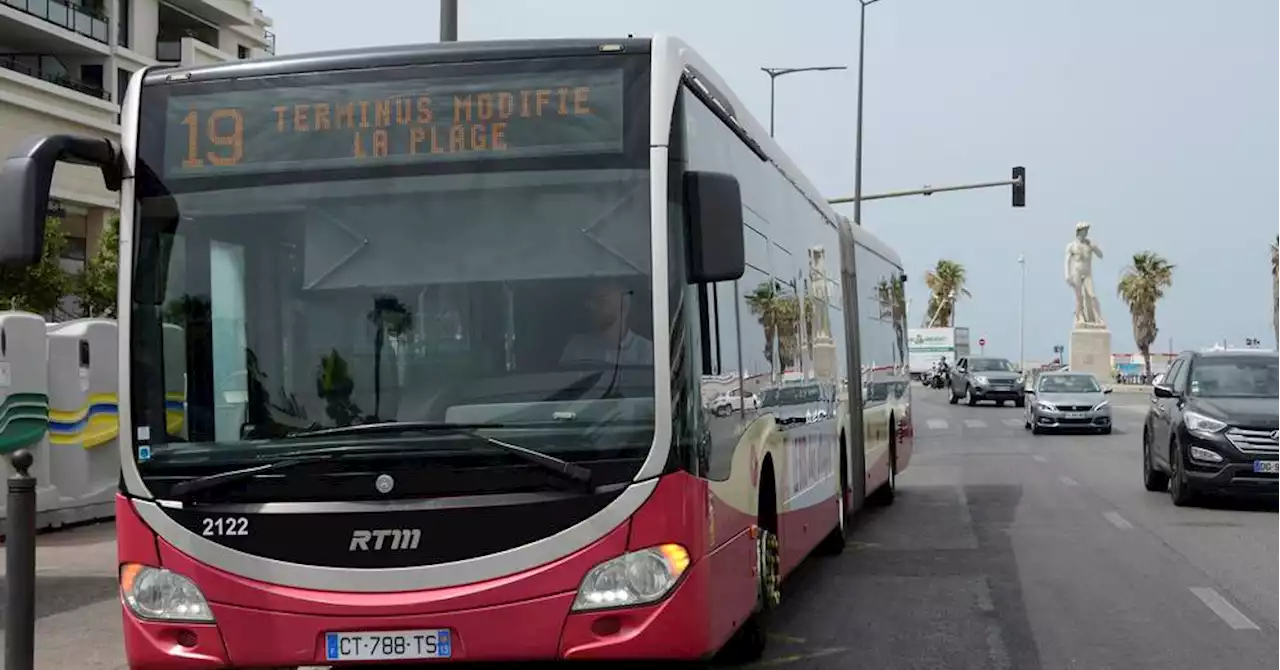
[163, 69, 625, 178]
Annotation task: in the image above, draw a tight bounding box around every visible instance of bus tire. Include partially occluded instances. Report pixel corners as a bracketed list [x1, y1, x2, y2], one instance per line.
[718, 464, 779, 664]
[818, 435, 849, 555]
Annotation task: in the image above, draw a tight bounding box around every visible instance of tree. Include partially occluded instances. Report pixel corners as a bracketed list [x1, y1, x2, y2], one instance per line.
[0, 217, 73, 316]
[1117, 251, 1175, 382]
[744, 280, 812, 374]
[1271, 235, 1277, 344]
[76, 216, 120, 318]
[876, 276, 908, 361]
[922, 259, 970, 327]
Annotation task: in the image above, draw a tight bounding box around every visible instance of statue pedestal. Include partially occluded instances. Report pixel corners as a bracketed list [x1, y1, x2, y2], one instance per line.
[1069, 328, 1112, 381]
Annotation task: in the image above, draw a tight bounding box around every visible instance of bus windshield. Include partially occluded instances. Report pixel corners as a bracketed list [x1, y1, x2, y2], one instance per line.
[128, 56, 656, 491]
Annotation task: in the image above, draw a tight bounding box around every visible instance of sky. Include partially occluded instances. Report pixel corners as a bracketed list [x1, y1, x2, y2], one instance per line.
[255, 0, 1279, 361]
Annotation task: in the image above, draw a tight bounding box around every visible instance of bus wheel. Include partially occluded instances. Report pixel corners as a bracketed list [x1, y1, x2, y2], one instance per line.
[868, 428, 897, 507]
[718, 480, 780, 664]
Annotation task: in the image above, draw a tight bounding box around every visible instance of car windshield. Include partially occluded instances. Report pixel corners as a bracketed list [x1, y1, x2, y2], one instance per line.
[128, 56, 658, 488]
[1039, 374, 1101, 394]
[970, 358, 1015, 372]
[1188, 357, 1279, 398]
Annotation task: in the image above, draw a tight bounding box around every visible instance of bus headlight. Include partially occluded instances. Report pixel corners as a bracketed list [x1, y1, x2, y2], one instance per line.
[120, 563, 214, 622]
[571, 544, 690, 612]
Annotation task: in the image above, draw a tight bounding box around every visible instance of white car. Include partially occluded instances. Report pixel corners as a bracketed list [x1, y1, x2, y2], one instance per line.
[709, 389, 760, 416]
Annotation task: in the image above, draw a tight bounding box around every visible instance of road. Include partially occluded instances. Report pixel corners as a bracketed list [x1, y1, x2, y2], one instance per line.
[762, 386, 1277, 669]
[0, 387, 1274, 669]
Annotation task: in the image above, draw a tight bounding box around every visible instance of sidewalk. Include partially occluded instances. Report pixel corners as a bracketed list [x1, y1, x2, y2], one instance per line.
[0, 520, 126, 670]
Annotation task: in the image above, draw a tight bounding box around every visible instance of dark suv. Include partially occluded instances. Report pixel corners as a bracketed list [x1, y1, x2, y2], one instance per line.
[1142, 349, 1278, 506]
[948, 356, 1024, 407]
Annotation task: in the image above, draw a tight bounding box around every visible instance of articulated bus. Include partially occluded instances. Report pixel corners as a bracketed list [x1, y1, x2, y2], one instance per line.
[0, 35, 911, 667]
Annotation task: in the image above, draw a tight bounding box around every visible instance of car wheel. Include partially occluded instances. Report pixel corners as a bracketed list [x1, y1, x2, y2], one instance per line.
[1142, 430, 1169, 492]
[1169, 442, 1197, 507]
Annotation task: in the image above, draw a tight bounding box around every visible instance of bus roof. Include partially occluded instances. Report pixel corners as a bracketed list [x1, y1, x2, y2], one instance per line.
[141, 37, 653, 86]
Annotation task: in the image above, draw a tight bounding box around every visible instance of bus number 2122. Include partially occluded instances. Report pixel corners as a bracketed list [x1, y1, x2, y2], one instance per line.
[201, 516, 249, 536]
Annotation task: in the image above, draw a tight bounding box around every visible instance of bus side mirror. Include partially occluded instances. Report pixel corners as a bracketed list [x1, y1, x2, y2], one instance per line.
[0, 134, 122, 268]
[684, 170, 744, 284]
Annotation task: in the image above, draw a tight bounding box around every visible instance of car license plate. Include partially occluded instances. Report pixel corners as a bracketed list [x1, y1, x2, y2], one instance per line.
[325, 629, 452, 662]
[1063, 412, 1086, 419]
[1252, 461, 1279, 474]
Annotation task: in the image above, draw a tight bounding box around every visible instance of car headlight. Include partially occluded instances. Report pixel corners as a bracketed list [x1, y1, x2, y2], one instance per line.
[1092, 400, 1110, 411]
[973, 376, 989, 385]
[1037, 402, 1056, 411]
[120, 563, 214, 622]
[1184, 411, 1227, 434]
[571, 544, 690, 612]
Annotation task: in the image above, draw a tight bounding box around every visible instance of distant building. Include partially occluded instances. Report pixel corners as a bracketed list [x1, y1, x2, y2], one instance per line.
[0, 0, 276, 272]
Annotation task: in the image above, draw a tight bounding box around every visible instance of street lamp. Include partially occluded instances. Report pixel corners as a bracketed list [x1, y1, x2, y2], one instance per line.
[852, 0, 887, 228]
[760, 66, 847, 137]
[1018, 254, 1026, 371]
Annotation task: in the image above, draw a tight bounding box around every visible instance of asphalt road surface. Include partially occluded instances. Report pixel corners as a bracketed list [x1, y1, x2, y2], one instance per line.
[0, 387, 1275, 669]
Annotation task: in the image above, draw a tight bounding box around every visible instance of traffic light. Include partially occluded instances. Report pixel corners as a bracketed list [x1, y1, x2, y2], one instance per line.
[1011, 166, 1026, 208]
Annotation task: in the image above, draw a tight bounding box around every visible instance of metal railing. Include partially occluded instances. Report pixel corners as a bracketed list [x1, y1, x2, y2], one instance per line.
[0, 54, 110, 100]
[0, 0, 109, 44]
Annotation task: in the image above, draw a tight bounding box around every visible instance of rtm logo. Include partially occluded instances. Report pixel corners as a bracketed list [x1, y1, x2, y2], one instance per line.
[348, 529, 422, 551]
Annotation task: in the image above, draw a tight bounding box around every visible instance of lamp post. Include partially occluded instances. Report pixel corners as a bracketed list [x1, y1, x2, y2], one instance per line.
[1018, 254, 1026, 371]
[852, 0, 889, 227]
[440, 0, 457, 42]
[760, 66, 847, 137]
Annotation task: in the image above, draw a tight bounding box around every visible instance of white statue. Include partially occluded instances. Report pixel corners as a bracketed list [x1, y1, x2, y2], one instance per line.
[1065, 221, 1105, 329]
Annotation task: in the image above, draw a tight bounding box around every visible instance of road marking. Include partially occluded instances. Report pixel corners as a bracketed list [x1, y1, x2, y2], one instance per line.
[1032, 454, 1048, 463]
[1059, 476, 1079, 487]
[1002, 418, 1023, 427]
[1103, 511, 1133, 529]
[753, 647, 849, 666]
[926, 419, 949, 430]
[1189, 587, 1259, 630]
[963, 419, 986, 429]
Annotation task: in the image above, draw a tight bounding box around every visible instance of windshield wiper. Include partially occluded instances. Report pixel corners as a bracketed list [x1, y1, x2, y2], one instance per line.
[166, 453, 339, 498]
[290, 421, 594, 484]
[164, 422, 596, 500]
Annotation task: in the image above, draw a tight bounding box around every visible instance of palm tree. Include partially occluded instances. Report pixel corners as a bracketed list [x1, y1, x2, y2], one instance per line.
[1117, 252, 1175, 382]
[1271, 235, 1277, 344]
[744, 280, 809, 373]
[923, 260, 970, 327]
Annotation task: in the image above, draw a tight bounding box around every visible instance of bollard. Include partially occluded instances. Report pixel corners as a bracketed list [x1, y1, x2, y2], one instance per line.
[6, 449, 37, 670]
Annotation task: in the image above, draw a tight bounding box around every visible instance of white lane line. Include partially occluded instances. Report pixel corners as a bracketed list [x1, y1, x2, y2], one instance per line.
[1032, 455, 1048, 463]
[1189, 587, 1260, 630]
[1002, 418, 1023, 427]
[926, 419, 949, 430]
[1059, 476, 1079, 487]
[963, 419, 986, 429]
[1102, 511, 1133, 529]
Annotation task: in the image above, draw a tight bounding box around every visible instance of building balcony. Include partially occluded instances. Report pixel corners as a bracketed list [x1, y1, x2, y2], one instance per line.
[0, 0, 108, 44]
[156, 35, 234, 66]
[0, 53, 108, 100]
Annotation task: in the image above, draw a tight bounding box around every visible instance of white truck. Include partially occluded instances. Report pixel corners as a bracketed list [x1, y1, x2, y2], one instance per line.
[908, 327, 971, 380]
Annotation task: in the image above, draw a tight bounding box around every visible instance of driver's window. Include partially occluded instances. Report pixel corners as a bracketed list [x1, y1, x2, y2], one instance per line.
[1167, 360, 1187, 392]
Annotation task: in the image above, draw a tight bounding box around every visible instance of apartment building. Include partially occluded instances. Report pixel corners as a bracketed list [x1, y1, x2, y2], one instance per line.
[0, 0, 275, 273]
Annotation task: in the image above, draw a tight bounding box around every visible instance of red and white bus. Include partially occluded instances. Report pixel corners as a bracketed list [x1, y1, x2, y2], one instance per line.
[0, 35, 911, 667]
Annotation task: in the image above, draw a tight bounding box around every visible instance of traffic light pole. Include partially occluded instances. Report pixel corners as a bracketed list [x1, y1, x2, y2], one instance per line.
[829, 167, 1025, 206]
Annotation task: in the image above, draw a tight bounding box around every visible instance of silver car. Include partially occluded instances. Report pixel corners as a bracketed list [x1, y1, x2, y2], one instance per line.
[1023, 372, 1113, 434]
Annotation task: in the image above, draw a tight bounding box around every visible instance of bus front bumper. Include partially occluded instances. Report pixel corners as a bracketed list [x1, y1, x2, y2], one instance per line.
[120, 557, 715, 667]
